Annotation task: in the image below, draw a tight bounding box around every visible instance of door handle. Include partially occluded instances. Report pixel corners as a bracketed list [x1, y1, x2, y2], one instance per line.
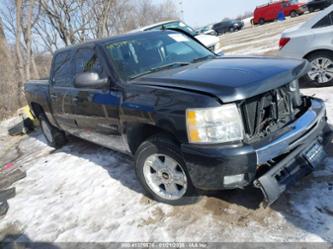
[72, 97, 79, 102]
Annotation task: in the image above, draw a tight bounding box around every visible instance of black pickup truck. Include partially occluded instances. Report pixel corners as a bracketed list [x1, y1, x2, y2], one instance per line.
[25, 30, 330, 206]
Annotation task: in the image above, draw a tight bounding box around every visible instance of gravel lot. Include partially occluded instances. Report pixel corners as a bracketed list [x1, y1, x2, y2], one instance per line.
[0, 13, 333, 243]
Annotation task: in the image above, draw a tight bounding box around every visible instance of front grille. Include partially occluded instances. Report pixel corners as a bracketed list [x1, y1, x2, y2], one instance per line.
[241, 85, 296, 142]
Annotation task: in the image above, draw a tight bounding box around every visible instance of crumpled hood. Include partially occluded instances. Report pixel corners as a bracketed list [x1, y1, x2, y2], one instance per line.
[132, 56, 310, 103]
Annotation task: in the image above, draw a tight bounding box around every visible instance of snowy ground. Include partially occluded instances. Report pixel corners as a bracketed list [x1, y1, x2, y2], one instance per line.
[218, 13, 317, 56]
[1, 13, 333, 243]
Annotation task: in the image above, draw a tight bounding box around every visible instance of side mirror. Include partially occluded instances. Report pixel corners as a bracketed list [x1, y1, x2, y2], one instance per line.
[74, 72, 109, 89]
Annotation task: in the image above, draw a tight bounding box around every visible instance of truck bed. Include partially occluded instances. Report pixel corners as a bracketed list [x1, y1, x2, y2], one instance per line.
[24, 79, 50, 119]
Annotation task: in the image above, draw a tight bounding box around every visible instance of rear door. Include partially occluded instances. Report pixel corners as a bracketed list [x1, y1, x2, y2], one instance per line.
[72, 46, 125, 152]
[49, 50, 78, 133]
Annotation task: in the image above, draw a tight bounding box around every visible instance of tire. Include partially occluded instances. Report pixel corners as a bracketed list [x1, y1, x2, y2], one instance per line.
[229, 27, 235, 32]
[290, 11, 298, 18]
[305, 51, 333, 87]
[308, 7, 314, 12]
[39, 114, 67, 149]
[259, 18, 265, 25]
[135, 134, 197, 205]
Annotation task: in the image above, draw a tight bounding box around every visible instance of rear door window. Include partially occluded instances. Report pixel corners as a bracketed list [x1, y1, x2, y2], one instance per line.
[313, 11, 333, 28]
[52, 51, 73, 87]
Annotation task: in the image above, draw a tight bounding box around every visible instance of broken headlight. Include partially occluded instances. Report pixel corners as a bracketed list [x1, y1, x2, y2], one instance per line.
[289, 79, 302, 107]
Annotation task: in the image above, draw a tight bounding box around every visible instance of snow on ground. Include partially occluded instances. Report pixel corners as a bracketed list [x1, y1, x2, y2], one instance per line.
[217, 13, 317, 55]
[0, 86, 332, 243]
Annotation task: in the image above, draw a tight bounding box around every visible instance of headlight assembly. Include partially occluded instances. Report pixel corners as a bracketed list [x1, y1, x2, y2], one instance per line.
[186, 104, 244, 144]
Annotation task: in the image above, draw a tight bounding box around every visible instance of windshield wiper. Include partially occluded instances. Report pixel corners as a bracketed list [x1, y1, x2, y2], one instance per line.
[191, 55, 215, 63]
[129, 62, 190, 80]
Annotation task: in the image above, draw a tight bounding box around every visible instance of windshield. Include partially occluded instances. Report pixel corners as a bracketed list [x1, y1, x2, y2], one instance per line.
[148, 21, 198, 36]
[105, 32, 214, 81]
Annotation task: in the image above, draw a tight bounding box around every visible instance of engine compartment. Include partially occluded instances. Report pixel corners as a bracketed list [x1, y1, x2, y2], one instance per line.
[241, 82, 308, 143]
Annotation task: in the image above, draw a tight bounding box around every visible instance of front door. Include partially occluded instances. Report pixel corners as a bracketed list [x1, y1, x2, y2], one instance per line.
[72, 47, 127, 153]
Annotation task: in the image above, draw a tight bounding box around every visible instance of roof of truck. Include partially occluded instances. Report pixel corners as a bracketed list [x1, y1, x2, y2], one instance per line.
[54, 30, 173, 55]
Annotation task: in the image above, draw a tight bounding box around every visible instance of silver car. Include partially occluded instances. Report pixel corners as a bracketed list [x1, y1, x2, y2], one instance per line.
[279, 5, 333, 86]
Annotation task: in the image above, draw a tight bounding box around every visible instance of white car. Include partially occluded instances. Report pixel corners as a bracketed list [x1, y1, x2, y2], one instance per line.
[279, 5, 333, 85]
[130, 20, 220, 52]
[196, 24, 218, 36]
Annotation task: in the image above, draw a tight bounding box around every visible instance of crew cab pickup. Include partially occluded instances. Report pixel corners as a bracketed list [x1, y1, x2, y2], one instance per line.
[25, 30, 331, 206]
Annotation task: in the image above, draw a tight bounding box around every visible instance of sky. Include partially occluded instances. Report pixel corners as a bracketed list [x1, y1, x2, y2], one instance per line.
[153, 0, 272, 27]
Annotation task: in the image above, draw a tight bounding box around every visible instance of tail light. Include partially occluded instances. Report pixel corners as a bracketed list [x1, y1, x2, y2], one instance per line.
[279, 37, 291, 49]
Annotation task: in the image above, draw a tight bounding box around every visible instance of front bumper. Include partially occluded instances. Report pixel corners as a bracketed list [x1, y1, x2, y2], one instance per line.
[182, 97, 331, 202]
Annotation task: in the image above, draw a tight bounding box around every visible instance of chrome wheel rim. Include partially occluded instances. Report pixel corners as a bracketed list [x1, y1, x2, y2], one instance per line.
[308, 57, 333, 84]
[41, 120, 53, 143]
[143, 154, 188, 200]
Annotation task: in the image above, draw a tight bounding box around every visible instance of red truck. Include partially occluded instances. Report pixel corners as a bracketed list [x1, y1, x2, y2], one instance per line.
[253, 0, 307, 25]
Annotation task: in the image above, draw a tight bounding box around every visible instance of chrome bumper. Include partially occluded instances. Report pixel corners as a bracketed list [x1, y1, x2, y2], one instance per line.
[256, 98, 326, 165]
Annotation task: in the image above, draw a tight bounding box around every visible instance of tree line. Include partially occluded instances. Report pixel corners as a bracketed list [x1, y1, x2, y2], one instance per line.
[0, 0, 179, 120]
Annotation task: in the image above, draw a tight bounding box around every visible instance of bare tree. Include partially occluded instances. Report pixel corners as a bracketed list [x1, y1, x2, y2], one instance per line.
[0, 16, 16, 118]
[1, 0, 40, 79]
[15, 0, 25, 90]
[90, 0, 114, 38]
[24, 0, 36, 80]
[39, 0, 93, 46]
[123, 0, 180, 32]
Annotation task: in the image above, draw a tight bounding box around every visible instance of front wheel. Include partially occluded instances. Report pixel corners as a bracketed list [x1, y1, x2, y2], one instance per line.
[305, 51, 333, 86]
[135, 135, 197, 205]
[290, 11, 298, 17]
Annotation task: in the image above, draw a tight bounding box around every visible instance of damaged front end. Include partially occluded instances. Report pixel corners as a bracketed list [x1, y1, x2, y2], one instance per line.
[239, 80, 331, 206]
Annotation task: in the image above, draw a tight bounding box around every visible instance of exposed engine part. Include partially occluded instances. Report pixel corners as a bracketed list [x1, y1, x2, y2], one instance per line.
[241, 82, 307, 143]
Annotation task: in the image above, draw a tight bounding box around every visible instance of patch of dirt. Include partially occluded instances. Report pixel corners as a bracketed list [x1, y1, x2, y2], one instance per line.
[0, 222, 23, 241]
[140, 207, 165, 226]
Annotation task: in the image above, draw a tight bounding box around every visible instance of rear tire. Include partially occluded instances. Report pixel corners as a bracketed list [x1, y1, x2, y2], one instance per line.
[259, 18, 265, 25]
[135, 134, 197, 205]
[305, 51, 333, 87]
[39, 114, 67, 149]
[229, 27, 235, 32]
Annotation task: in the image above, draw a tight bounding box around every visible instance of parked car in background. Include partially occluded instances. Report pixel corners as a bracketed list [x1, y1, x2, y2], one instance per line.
[196, 24, 218, 36]
[253, 0, 307, 25]
[24, 30, 330, 206]
[279, 5, 333, 85]
[307, 0, 333, 12]
[131, 20, 220, 52]
[212, 19, 245, 35]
